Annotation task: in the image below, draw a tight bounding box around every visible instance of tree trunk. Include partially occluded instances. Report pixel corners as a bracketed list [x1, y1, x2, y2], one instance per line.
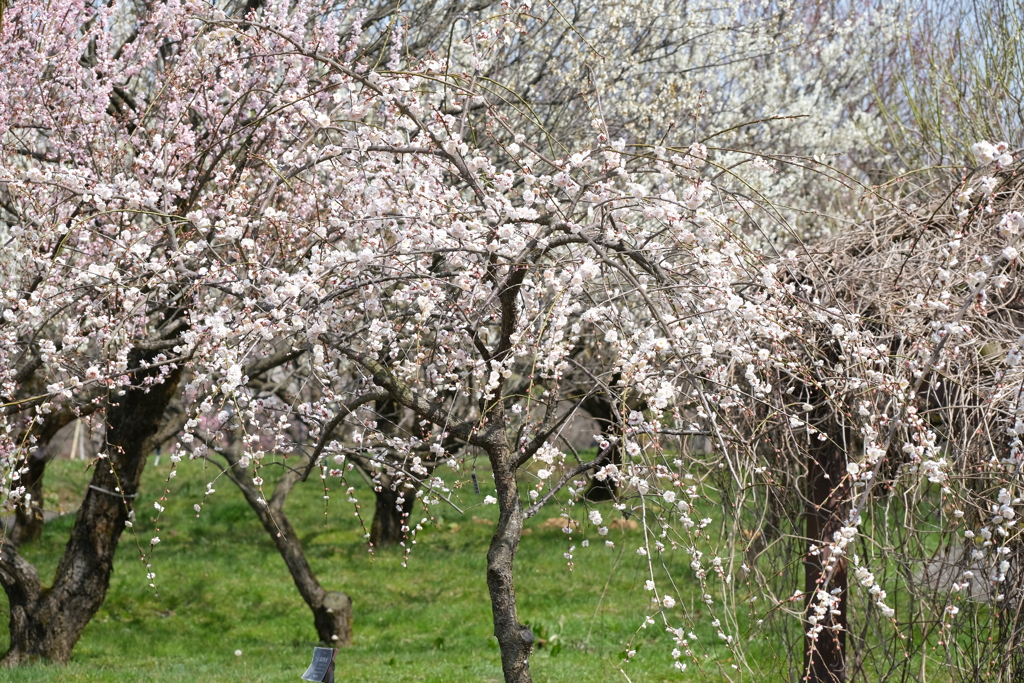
[257, 498, 352, 646]
[580, 392, 621, 503]
[0, 349, 180, 666]
[803, 414, 849, 683]
[486, 444, 533, 683]
[369, 476, 418, 548]
[364, 397, 423, 548]
[250, 492, 352, 646]
[218, 445, 353, 646]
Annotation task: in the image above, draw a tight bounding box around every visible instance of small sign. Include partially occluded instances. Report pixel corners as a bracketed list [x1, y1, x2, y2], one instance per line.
[301, 647, 337, 683]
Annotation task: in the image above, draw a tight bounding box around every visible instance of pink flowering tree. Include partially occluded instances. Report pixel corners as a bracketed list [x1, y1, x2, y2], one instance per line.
[0, 0, 377, 661]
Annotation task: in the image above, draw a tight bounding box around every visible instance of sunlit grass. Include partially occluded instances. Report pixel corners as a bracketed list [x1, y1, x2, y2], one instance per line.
[1, 455, 969, 682]
[0, 457, 720, 682]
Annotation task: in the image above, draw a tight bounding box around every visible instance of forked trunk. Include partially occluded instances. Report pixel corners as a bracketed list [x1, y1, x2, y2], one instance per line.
[366, 397, 423, 548]
[0, 350, 179, 666]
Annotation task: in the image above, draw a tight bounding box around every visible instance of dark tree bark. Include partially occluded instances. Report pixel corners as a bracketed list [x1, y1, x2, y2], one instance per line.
[335, 385, 537, 682]
[580, 392, 622, 503]
[364, 397, 417, 548]
[332, 291, 537, 682]
[803, 407, 850, 683]
[486, 441, 533, 683]
[218, 447, 353, 646]
[0, 349, 180, 666]
[479, 266, 535, 683]
[362, 397, 443, 548]
[368, 475, 418, 548]
[160, 351, 361, 647]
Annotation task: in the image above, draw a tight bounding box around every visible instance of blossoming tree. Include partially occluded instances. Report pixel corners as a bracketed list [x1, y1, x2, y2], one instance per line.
[2, 0, 1024, 681]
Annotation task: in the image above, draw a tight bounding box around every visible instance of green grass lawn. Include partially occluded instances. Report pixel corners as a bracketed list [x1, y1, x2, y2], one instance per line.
[1, 456, 742, 682]
[1, 454, 971, 682]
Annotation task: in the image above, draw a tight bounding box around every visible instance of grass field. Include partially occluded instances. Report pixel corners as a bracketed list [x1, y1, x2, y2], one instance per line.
[0, 456, 753, 682]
